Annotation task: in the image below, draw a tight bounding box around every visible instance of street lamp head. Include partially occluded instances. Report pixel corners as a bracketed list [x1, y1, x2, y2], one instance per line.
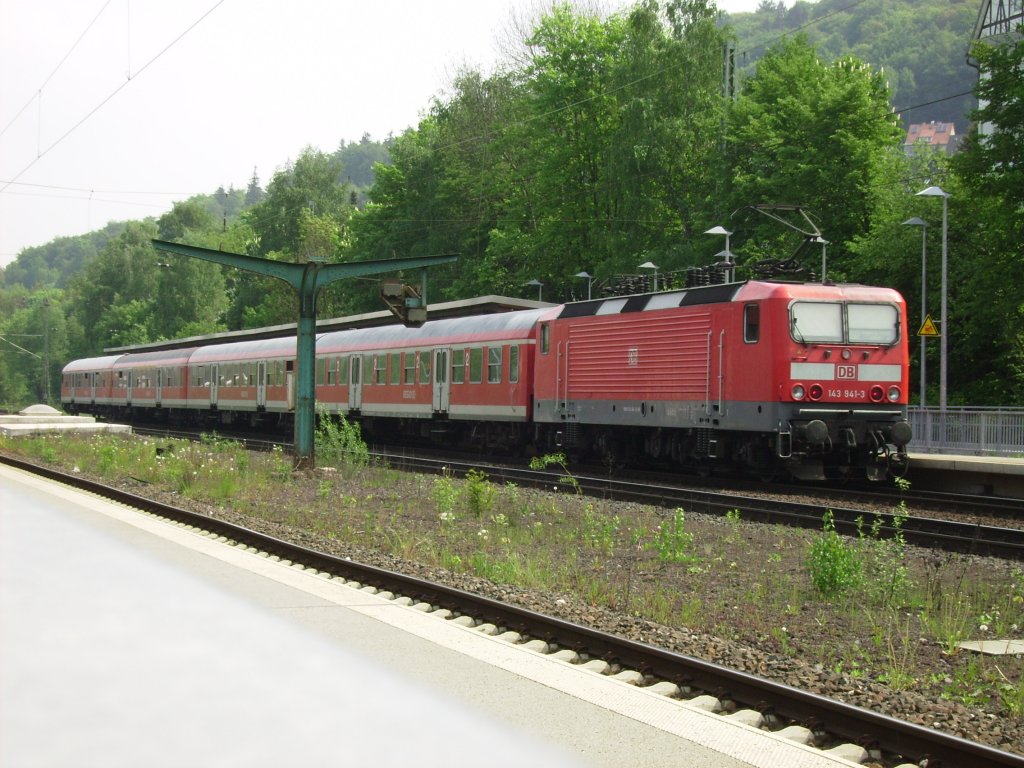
[916, 185, 949, 198]
[638, 261, 657, 270]
[574, 271, 591, 279]
[902, 217, 928, 228]
[704, 226, 732, 237]
[525, 279, 543, 287]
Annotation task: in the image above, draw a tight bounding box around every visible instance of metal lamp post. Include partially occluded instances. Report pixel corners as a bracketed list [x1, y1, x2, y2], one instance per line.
[916, 186, 949, 410]
[811, 236, 829, 282]
[526, 279, 544, 301]
[902, 216, 929, 406]
[574, 271, 593, 300]
[638, 261, 658, 292]
[704, 226, 734, 282]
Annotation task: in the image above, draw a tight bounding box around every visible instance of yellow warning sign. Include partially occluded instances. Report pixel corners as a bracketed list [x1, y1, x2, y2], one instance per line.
[918, 314, 940, 337]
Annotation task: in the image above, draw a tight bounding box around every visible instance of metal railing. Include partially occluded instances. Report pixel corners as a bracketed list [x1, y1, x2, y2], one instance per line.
[908, 406, 1024, 456]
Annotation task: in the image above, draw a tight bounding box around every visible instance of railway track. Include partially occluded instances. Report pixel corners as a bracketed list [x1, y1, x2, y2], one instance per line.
[3, 451, 1021, 768]
[378, 452, 1024, 561]
[121, 425, 1024, 559]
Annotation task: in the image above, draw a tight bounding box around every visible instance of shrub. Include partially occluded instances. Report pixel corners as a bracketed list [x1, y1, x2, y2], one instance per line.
[654, 508, 696, 564]
[315, 413, 369, 469]
[807, 510, 862, 598]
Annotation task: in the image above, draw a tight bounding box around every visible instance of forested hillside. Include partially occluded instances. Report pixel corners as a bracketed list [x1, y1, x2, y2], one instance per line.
[725, 0, 979, 131]
[1, 0, 1021, 409]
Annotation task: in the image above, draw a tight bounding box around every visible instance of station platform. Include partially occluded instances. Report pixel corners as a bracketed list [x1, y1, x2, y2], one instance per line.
[908, 451, 1024, 497]
[0, 464, 861, 768]
[0, 404, 129, 439]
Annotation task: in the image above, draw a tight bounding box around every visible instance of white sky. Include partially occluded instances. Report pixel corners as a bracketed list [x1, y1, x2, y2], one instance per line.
[0, 0, 767, 267]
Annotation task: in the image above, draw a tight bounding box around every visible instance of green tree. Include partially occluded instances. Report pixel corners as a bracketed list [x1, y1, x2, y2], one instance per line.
[725, 36, 903, 277]
[943, 32, 1024, 403]
[0, 287, 68, 406]
[956, 34, 1024, 241]
[64, 221, 161, 355]
[245, 147, 353, 260]
[232, 148, 359, 326]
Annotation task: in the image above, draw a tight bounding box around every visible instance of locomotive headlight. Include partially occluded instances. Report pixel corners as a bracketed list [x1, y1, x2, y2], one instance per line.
[842, 348, 852, 360]
[791, 384, 806, 400]
[808, 383, 823, 401]
[870, 385, 885, 403]
[887, 386, 901, 402]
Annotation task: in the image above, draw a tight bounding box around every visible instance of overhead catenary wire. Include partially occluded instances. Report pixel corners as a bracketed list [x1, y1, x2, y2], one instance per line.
[0, 0, 991, 258]
[0, 0, 114, 142]
[0, 0, 225, 197]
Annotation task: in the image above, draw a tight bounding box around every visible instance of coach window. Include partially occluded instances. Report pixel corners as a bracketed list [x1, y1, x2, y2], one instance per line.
[375, 355, 387, 385]
[418, 351, 431, 384]
[451, 349, 465, 384]
[744, 304, 760, 343]
[390, 352, 401, 385]
[469, 348, 483, 384]
[540, 323, 550, 354]
[487, 347, 502, 383]
[338, 357, 349, 385]
[404, 351, 416, 384]
[316, 358, 326, 386]
[509, 344, 520, 383]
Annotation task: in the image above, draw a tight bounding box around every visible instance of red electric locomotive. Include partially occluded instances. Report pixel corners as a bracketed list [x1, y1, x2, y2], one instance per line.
[532, 280, 911, 480]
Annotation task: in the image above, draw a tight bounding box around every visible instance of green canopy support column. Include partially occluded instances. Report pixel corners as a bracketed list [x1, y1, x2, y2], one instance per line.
[152, 239, 456, 469]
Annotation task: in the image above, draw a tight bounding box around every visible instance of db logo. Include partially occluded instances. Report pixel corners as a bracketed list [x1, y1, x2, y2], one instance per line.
[837, 365, 856, 380]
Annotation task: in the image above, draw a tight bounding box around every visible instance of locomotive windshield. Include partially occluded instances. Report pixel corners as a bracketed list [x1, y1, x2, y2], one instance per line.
[847, 303, 899, 344]
[790, 302, 899, 345]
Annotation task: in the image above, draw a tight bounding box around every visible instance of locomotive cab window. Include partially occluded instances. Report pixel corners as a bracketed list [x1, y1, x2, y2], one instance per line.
[848, 303, 899, 345]
[540, 323, 550, 354]
[790, 302, 843, 343]
[790, 301, 900, 345]
[743, 304, 760, 343]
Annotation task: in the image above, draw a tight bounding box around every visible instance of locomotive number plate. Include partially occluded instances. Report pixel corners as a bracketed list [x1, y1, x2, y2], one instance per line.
[828, 388, 867, 399]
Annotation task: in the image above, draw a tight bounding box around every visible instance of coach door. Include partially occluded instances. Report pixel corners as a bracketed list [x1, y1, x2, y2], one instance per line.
[209, 364, 219, 407]
[256, 361, 267, 409]
[348, 355, 362, 410]
[156, 368, 164, 406]
[432, 348, 450, 413]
